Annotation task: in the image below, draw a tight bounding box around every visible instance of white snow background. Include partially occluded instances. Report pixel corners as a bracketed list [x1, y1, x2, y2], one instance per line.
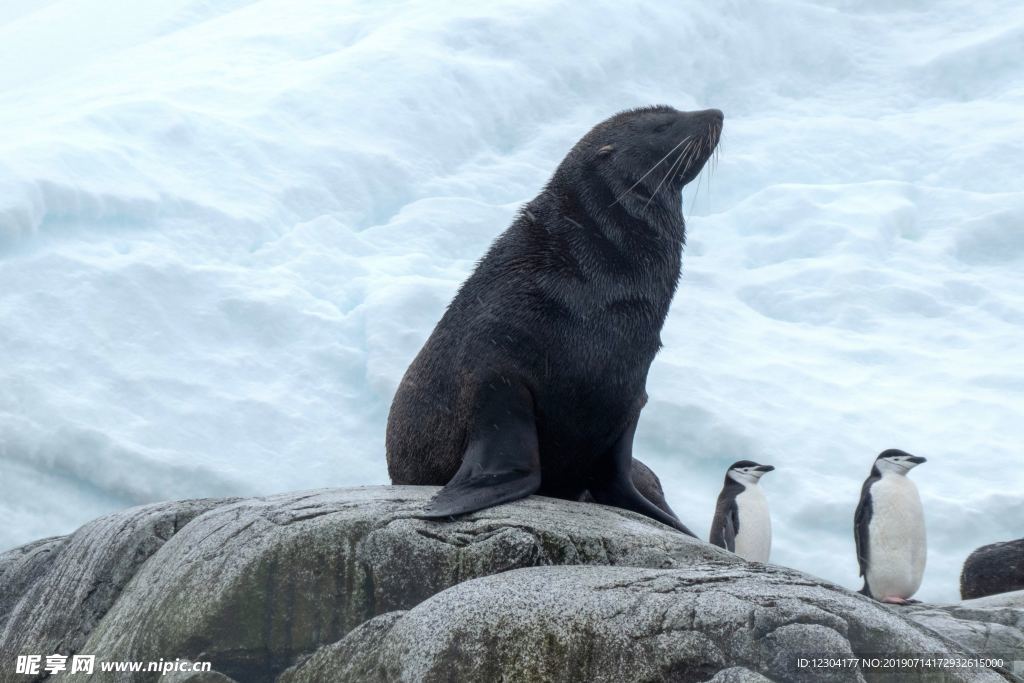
[1, 0, 1022, 602]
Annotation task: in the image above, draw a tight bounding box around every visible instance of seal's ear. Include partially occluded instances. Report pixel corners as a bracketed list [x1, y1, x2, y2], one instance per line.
[598, 144, 615, 157]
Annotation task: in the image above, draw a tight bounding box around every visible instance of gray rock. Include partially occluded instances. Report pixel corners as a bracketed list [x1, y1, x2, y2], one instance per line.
[0, 498, 232, 671]
[160, 665, 239, 683]
[78, 486, 730, 682]
[703, 668, 776, 682]
[960, 591, 1024, 610]
[286, 564, 1009, 683]
[3, 486, 1020, 683]
[277, 612, 406, 683]
[962, 539, 1024, 600]
[901, 590, 1024, 671]
[0, 535, 67, 626]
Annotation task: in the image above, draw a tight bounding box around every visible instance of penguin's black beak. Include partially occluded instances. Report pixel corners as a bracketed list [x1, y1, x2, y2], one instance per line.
[756, 464, 775, 473]
[909, 456, 927, 464]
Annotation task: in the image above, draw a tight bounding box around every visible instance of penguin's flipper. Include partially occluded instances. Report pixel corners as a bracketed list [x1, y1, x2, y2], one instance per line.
[854, 475, 878, 578]
[710, 498, 738, 552]
[853, 498, 871, 578]
[422, 379, 541, 519]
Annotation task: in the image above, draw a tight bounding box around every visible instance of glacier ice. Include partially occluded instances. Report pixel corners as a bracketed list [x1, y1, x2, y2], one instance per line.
[1, 0, 1022, 602]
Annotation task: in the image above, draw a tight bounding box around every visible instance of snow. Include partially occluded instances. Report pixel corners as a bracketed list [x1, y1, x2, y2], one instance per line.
[1, 0, 1022, 602]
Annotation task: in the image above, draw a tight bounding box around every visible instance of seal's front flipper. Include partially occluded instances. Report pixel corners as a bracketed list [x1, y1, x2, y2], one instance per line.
[422, 465, 540, 518]
[422, 379, 541, 519]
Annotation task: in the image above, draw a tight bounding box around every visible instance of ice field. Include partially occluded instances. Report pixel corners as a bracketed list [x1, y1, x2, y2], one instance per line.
[1, 0, 1022, 601]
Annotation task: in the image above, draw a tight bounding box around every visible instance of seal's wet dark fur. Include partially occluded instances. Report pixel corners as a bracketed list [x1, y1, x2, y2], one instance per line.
[386, 106, 723, 535]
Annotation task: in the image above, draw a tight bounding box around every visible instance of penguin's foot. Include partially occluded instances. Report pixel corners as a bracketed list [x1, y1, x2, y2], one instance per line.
[880, 596, 915, 605]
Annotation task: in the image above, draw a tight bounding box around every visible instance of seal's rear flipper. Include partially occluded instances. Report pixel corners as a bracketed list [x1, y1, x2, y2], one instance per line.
[629, 458, 679, 519]
[421, 379, 541, 519]
[590, 477, 696, 537]
[588, 405, 697, 538]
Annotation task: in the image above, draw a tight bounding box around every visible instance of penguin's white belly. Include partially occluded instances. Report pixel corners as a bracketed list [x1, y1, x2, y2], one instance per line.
[866, 476, 926, 599]
[733, 487, 771, 563]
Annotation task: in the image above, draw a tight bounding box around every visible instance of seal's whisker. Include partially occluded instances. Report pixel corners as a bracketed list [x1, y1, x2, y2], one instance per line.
[715, 129, 723, 174]
[691, 169, 705, 212]
[698, 126, 719, 182]
[673, 138, 698, 178]
[680, 137, 702, 175]
[611, 135, 692, 206]
[673, 137, 701, 183]
[644, 150, 684, 210]
[645, 143, 690, 210]
[686, 133, 716, 212]
[667, 146, 691, 188]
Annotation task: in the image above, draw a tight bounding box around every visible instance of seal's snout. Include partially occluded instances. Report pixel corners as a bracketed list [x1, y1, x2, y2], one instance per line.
[689, 109, 722, 143]
[701, 109, 723, 148]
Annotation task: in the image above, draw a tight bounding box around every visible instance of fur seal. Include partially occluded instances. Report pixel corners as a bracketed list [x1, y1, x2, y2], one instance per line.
[386, 105, 723, 536]
[960, 538, 1024, 600]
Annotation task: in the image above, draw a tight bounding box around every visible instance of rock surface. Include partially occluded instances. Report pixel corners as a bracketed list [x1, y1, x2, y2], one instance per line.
[0, 536, 66, 627]
[902, 590, 1024, 671]
[1, 486, 1021, 682]
[962, 539, 1024, 600]
[6, 486, 728, 682]
[0, 498, 232, 667]
[281, 564, 1009, 683]
[161, 669, 239, 683]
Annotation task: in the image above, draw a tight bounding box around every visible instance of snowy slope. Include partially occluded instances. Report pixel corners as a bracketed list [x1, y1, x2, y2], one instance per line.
[1, 0, 1022, 601]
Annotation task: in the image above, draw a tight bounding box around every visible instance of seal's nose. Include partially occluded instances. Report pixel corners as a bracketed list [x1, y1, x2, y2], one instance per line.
[704, 108, 724, 121]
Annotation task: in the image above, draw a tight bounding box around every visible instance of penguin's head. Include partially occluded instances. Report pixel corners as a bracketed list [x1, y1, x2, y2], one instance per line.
[874, 448, 927, 475]
[726, 460, 775, 486]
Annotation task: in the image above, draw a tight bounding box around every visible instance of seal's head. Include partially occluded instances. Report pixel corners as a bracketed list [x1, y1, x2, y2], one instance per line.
[568, 105, 723, 205]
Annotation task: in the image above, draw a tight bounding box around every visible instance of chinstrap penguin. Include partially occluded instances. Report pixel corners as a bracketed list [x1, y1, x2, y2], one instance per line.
[709, 460, 775, 562]
[854, 449, 928, 604]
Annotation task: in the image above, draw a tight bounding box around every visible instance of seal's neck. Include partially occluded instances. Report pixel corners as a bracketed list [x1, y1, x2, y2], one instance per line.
[554, 167, 686, 261]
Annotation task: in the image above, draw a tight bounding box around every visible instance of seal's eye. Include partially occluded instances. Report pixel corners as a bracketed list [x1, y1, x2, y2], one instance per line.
[652, 122, 672, 134]
[598, 144, 615, 156]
